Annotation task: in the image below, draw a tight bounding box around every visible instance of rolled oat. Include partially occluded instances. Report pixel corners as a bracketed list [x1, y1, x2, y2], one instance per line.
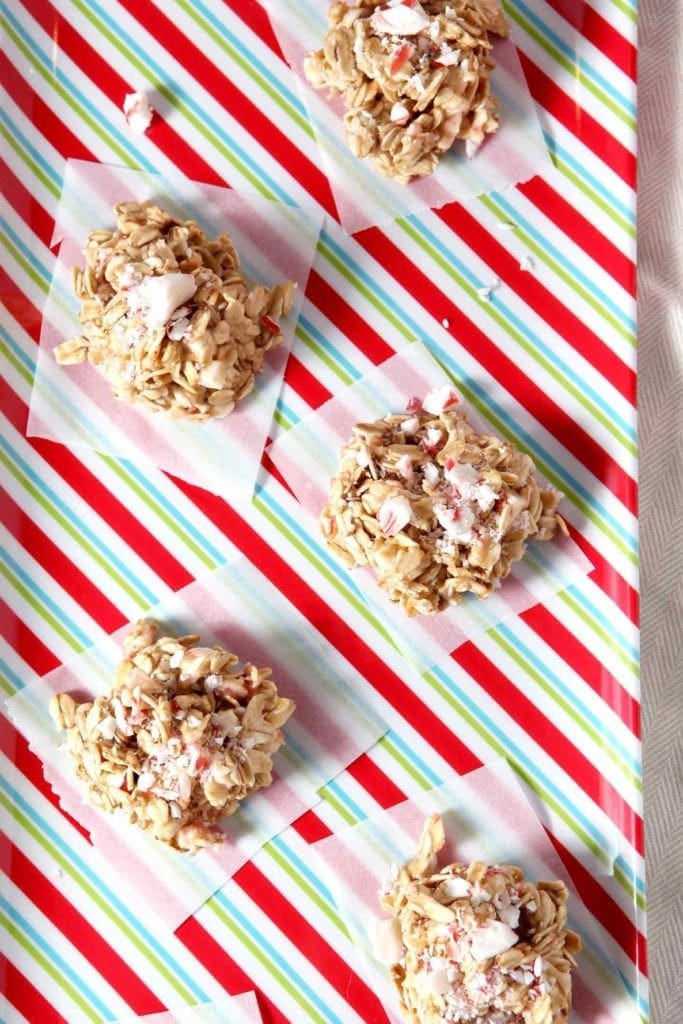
[378, 814, 581, 1023]
[304, 0, 508, 183]
[319, 390, 567, 615]
[54, 200, 294, 420]
[49, 619, 295, 853]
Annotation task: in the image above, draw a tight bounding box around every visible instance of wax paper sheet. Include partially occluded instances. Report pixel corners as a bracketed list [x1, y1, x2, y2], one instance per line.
[5, 555, 386, 932]
[313, 759, 640, 1024]
[111, 992, 263, 1024]
[27, 159, 323, 503]
[265, 1, 552, 234]
[267, 340, 593, 672]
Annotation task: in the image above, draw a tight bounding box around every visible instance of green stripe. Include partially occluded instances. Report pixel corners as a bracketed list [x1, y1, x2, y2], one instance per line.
[490, 630, 641, 790]
[264, 843, 349, 935]
[557, 588, 639, 677]
[377, 735, 433, 792]
[399, 218, 636, 456]
[609, 0, 637, 22]
[0, 910, 101, 1023]
[0, 672, 15, 697]
[0, 449, 151, 610]
[552, 151, 636, 239]
[207, 899, 329, 1024]
[173, 0, 314, 138]
[0, 122, 61, 200]
[0, 560, 83, 654]
[72, 0, 278, 202]
[1, 339, 33, 387]
[421, 667, 644, 908]
[318, 784, 357, 826]
[508, 7, 636, 131]
[318, 240, 414, 343]
[0, 790, 198, 1003]
[480, 195, 636, 349]
[1, 15, 138, 169]
[295, 323, 355, 387]
[253, 493, 397, 649]
[0, 230, 48, 293]
[96, 455, 219, 571]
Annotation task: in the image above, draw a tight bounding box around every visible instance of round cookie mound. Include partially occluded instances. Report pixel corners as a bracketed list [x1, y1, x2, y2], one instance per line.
[54, 200, 293, 420]
[50, 619, 295, 853]
[320, 387, 566, 616]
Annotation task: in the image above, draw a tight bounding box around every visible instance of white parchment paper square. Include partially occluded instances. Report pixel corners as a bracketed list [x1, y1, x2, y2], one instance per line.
[267, 340, 593, 672]
[313, 760, 640, 1024]
[266, 1, 552, 233]
[6, 555, 386, 931]
[28, 159, 323, 503]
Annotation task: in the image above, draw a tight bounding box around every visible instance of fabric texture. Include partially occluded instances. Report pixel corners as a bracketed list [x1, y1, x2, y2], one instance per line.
[639, 1, 683, 1020]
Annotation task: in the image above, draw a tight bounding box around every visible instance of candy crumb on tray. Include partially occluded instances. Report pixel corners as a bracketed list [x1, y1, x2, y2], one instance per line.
[49, 619, 295, 854]
[375, 813, 581, 1024]
[53, 200, 294, 420]
[123, 91, 154, 133]
[304, 0, 509, 184]
[319, 388, 567, 616]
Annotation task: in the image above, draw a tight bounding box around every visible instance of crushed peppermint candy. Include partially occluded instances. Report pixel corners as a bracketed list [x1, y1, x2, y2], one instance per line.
[127, 272, 197, 331]
[49, 619, 295, 853]
[378, 814, 581, 1024]
[123, 91, 154, 134]
[519, 255, 535, 272]
[370, 0, 431, 37]
[422, 384, 460, 415]
[378, 494, 413, 536]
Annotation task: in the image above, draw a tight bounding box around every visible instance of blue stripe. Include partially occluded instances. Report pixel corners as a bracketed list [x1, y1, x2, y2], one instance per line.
[0, 436, 159, 607]
[543, 131, 636, 228]
[297, 315, 362, 383]
[1, 3, 155, 173]
[269, 835, 339, 911]
[0, 657, 25, 694]
[83, 0, 292, 206]
[403, 215, 636, 440]
[323, 777, 367, 823]
[489, 192, 635, 332]
[0, 217, 51, 287]
[496, 623, 640, 774]
[429, 663, 643, 890]
[383, 728, 442, 787]
[0, 775, 207, 1002]
[514, 0, 636, 118]
[1, 545, 94, 649]
[0, 109, 63, 188]
[0, 895, 113, 1018]
[212, 890, 345, 1024]
[274, 396, 297, 428]
[0, 325, 36, 376]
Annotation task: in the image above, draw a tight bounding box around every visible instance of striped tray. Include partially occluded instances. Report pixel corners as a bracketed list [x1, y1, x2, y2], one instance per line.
[0, 0, 643, 1023]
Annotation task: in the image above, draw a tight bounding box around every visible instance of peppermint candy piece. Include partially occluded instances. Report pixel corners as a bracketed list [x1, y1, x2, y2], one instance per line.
[371, 0, 430, 37]
[378, 494, 413, 536]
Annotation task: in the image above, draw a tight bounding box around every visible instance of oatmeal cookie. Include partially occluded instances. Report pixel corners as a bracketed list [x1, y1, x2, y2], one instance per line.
[319, 387, 567, 615]
[304, 0, 508, 183]
[54, 201, 294, 420]
[49, 619, 295, 853]
[375, 814, 581, 1023]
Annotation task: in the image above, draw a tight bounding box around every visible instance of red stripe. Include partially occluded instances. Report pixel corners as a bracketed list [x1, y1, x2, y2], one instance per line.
[518, 177, 636, 295]
[437, 201, 636, 399]
[522, 605, 641, 735]
[0, 953, 67, 1024]
[0, 600, 59, 676]
[519, 54, 636, 186]
[0, 489, 123, 633]
[0, 835, 165, 1017]
[544, 0, 636, 81]
[2, 386, 194, 593]
[453, 644, 643, 852]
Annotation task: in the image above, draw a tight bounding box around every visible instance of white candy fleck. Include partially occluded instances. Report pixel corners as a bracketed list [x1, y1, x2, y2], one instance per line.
[438, 875, 470, 899]
[519, 255, 535, 272]
[128, 273, 198, 330]
[441, 317, 450, 328]
[470, 919, 518, 961]
[422, 384, 459, 415]
[123, 91, 154, 134]
[370, 0, 430, 36]
[371, 916, 404, 964]
[390, 101, 411, 125]
[422, 462, 441, 487]
[401, 415, 420, 435]
[378, 495, 413, 536]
